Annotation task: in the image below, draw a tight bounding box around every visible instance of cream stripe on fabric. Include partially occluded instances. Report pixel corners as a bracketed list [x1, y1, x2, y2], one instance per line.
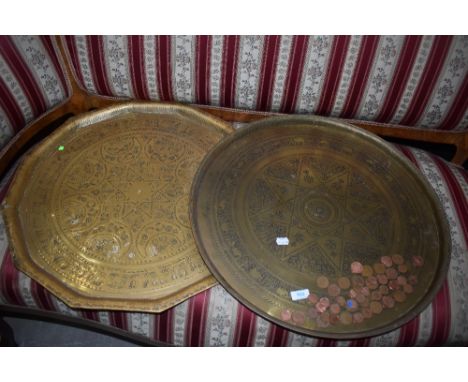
[418, 36, 468, 129]
[252, 315, 271, 347]
[296, 35, 334, 114]
[209, 35, 224, 106]
[12, 36, 63, 108]
[17, 272, 37, 308]
[98, 311, 111, 326]
[357, 36, 405, 121]
[172, 35, 194, 103]
[0, 54, 34, 122]
[49, 294, 80, 317]
[330, 35, 362, 116]
[0, 107, 13, 151]
[74, 36, 97, 94]
[143, 36, 159, 100]
[173, 299, 189, 346]
[390, 36, 435, 125]
[103, 36, 133, 98]
[203, 285, 238, 346]
[414, 304, 433, 346]
[369, 328, 402, 346]
[235, 36, 264, 110]
[129, 312, 151, 337]
[271, 35, 294, 112]
[456, 109, 468, 131]
[411, 149, 468, 343]
[287, 331, 318, 346]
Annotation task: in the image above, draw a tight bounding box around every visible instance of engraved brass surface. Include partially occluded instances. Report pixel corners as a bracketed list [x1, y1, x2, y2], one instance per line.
[2, 103, 233, 312]
[191, 116, 450, 339]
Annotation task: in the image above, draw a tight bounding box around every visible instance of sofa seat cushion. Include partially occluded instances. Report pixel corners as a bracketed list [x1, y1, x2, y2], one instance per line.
[0, 36, 71, 149]
[1, 144, 467, 346]
[63, 35, 468, 131]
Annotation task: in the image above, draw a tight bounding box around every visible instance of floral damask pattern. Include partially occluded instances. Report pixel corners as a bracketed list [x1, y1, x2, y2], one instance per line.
[143, 36, 159, 100]
[271, 35, 293, 111]
[236, 36, 263, 109]
[173, 35, 194, 103]
[105, 35, 132, 97]
[210, 35, 224, 106]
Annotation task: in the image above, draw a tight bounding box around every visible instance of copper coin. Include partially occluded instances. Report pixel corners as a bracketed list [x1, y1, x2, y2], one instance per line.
[335, 296, 346, 307]
[351, 275, 365, 288]
[308, 293, 319, 304]
[379, 285, 389, 295]
[360, 286, 370, 297]
[370, 301, 383, 314]
[330, 303, 341, 315]
[337, 277, 351, 290]
[281, 309, 292, 321]
[377, 274, 388, 285]
[327, 283, 341, 297]
[353, 312, 364, 324]
[316, 312, 330, 328]
[346, 299, 359, 312]
[398, 264, 408, 273]
[373, 263, 386, 274]
[371, 291, 382, 301]
[351, 261, 363, 274]
[362, 307, 373, 319]
[393, 291, 407, 303]
[388, 280, 400, 291]
[362, 265, 374, 277]
[292, 310, 306, 325]
[381, 256, 393, 267]
[412, 255, 424, 268]
[329, 314, 340, 325]
[317, 275, 330, 289]
[308, 307, 319, 319]
[391, 254, 405, 265]
[319, 297, 330, 308]
[385, 268, 398, 280]
[339, 311, 353, 325]
[397, 276, 407, 286]
[382, 295, 395, 309]
[366, 276, 379, 290]
[403, 284, 414, 294]
[408, 275, 418, 285]
[349, 289, 358, 298]
[356, 293, 367, 304]
[315, 302, 327, 313]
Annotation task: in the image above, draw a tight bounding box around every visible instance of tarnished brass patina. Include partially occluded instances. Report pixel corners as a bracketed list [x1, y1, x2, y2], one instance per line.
[191, 116, 450, 339]
[2, 103, 233, 312]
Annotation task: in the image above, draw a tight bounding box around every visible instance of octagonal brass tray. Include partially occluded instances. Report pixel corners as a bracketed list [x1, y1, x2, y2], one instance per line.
[190, 116, 450, 339]
[2, 103, 233, 312]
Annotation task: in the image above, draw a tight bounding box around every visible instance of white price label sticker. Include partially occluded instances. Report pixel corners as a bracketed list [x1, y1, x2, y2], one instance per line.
[276, 237, 289, 245]
[290, 289, 310, 301]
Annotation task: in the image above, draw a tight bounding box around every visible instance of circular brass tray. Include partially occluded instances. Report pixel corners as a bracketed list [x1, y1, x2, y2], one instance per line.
[190, 116, 450, 339]
[2, 103, 233, 312]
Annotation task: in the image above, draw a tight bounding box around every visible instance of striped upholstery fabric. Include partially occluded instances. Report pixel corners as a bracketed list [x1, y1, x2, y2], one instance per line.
[0, 36, 70, 149]
[1, 142, 467, 346]
[63, 35, 468, 131]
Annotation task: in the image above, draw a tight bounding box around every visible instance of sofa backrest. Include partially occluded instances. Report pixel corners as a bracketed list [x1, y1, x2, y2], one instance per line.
[0, 36, 70, 149]
[63, 35, 468, 130]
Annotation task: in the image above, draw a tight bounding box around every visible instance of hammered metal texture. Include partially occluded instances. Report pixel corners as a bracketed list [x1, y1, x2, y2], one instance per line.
[2, 103, 233, 312]
[191, 116, 450, 339]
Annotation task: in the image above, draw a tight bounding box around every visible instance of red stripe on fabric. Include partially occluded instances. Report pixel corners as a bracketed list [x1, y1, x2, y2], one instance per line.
[349, 337, 371, 346]
[232, 305, 256, 346]
[256, 35, 281, 111]
[109, 311, 128, 330]
[400, 36, 453, 126]
[0, 175, 14, 202]
[128, 36, 150, 100]
[156, 36, 173, 102]
[397, 316, 420, 346]
[0, 37, 48, 116]
[154, 308, 174, 343]
[280, 36, 309, 114]
[316, 36, 351, 116]
[185, 290, 210, 346]
[340, 36, 380, 119]
[0, 249, 25, 306]
[426, 280, 451, 346]
[316, 338, 337, 347]
[63, 36, 86, 88]
[439, 73, 468, 130]
[220, 36, 240, 108]
[86, 36, 113, 96]
[195, 35, 212, 105]
[80, 310, 99, 322]
[0, 78, 24, 132]
[265, 324, 289, 347]
[39, 36, 70, 97]
[30, 279, 55, 311]
[377, 36, 423, 123]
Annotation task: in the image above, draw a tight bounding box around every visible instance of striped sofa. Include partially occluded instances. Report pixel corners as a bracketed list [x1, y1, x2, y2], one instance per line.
[0, 36, 467, 346]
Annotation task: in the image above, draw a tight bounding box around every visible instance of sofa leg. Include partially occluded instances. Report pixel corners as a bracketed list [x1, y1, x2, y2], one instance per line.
[0, 315, 17, 346]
